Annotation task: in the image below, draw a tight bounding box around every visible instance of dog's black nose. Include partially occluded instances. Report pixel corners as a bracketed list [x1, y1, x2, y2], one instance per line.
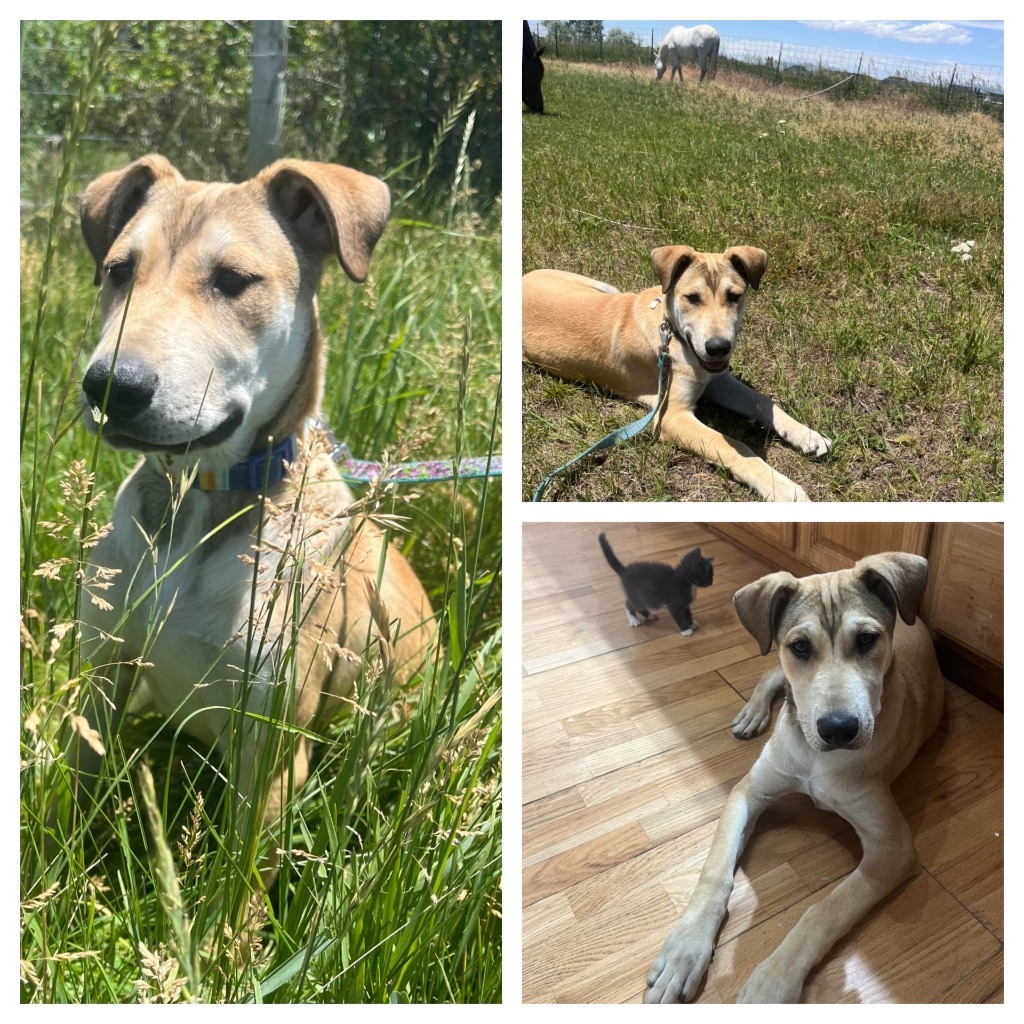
[83, 358, 158, 422]
[704, 337, 732, 359]
[816, 712, 859, 748]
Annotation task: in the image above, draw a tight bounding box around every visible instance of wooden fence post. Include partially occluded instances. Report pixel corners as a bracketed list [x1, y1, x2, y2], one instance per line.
[945, 63, 958, 109]
[248, 21, 288, 176]
[849, 53, 863, 96]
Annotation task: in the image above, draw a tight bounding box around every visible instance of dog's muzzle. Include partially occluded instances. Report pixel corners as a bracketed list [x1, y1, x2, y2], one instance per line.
[816, 711, 860, 749]
[83, 357, 158, 423]
[689, 333, 731, 374]
[81, 357, 243, 452]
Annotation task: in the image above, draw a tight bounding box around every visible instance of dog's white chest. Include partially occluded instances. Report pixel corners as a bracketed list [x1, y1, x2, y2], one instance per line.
[86, 473, 294, 737]
[803, 775, 840, 813]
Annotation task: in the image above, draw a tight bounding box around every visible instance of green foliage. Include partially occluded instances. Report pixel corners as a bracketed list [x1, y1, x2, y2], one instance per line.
[21, 20, 501, 205]
[605, 28, 637, 48]
[544, 20, 604, 44]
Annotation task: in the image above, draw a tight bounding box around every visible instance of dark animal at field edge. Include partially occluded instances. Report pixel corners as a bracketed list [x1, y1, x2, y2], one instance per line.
[523, 21, 545, 113]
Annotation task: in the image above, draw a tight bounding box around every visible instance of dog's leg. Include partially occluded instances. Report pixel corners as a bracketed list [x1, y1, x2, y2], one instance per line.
[658, 407, 811, 502]
[59, 658, 135, 820]
[704, 373, 833, 458]
[225, 721, 312, 890]
[736, 785, 919, 1003]
[645, 763, 789, 1003]
[732, 666, 786, 738]
[56, 578, 144, 832]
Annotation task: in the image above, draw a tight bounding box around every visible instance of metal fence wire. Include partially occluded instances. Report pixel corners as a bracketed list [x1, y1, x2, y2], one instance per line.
[531, 23, 1003, 118]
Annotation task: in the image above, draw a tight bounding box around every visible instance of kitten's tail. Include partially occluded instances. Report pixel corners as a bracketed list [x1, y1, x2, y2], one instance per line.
[598, 532, 625, 576]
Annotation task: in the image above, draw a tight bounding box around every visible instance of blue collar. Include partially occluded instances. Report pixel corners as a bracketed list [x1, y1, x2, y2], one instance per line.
[196, 433, 299, 492]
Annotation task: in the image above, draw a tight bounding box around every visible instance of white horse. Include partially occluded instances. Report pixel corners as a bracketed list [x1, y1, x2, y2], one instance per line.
[654, 25, 720, 84]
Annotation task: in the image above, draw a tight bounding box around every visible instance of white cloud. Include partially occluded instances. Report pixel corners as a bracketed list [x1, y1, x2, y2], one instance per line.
[801, 21, 973, 45]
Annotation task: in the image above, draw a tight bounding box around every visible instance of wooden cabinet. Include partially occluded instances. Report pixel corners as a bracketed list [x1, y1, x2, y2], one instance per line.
[714, 523, 932, 576]
[711, 522, 1003, 707]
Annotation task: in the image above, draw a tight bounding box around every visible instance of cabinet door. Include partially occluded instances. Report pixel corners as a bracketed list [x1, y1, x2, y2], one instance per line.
[924, 523, 1003, 664]
[712, 523, 931, 578]
[796, 523, 932, 573]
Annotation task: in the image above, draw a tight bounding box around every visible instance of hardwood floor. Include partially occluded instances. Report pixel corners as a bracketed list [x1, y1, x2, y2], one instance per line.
[522, 522, 1004, 1004]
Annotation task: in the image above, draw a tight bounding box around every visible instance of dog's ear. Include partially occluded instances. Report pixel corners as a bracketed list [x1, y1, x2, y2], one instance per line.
[724, 246, 768, 291]
[856, 553, 929, 625]
[651, 245, 699, 294]
[733, 571, 800, 656]
[80, 154, 183, 285]
[260, 160, 391, 283]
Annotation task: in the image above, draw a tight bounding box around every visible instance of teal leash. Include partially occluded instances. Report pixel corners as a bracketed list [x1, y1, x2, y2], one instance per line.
[531, 321, 673, 501]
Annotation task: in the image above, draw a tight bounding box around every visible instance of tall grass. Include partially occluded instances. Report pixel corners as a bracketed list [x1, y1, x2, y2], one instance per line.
[21, 31, 501, 1003]
[523, 62, 1003, 502]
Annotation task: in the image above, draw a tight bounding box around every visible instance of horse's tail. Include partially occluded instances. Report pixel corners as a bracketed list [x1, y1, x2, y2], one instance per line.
[598, 533, 626, 577]
[709, 35, 720, 79]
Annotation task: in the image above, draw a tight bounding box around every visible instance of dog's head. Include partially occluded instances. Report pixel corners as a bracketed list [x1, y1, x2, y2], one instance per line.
[650, 245, 767, 376]
[733, 553, 929, 752]
[78, 154, 390, 469]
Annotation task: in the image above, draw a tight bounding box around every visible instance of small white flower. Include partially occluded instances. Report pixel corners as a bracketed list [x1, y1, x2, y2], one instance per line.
[951, 240, 977, 255]
[961, 253, 972, 262]
[778, 119, 786, 124]
[90, 405, 108, 425]
[759, 132, 769, 138]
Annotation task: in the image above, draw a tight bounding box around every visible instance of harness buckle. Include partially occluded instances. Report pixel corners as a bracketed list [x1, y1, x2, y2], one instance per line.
[658, 318, 673, 353]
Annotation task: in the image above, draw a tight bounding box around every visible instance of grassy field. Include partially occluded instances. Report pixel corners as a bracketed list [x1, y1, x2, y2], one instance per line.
[523, 61, 1003, 502]
[20, 83, 501, 1001]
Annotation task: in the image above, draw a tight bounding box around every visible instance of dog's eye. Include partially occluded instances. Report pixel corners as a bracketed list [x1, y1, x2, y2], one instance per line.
[212, 267, 260, 298]
[725, 291, 742, 304]
[106, 258, 135, 286]
[856, 632, 880, 653]
[685, 292, 702, 304]
[788, 638, 812, 659]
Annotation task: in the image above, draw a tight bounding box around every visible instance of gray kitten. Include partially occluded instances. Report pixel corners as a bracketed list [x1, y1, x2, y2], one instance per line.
[599, 532, 715, 636]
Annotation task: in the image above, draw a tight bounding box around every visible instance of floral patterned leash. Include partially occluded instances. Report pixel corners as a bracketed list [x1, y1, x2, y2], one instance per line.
[312, 420, 501, 485]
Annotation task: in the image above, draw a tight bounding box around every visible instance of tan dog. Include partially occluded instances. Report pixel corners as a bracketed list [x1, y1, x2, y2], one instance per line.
[66, 154, 434, 878]
[522, 246, 832, 501]
[645, 553, 944, 1002]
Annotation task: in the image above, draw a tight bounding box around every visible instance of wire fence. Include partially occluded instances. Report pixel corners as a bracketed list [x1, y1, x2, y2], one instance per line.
[21, 21, 501, 222]
[530, 23, 1003, 118]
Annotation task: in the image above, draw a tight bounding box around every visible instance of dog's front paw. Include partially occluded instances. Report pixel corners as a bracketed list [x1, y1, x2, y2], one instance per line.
[679, 626, 695, 637]
[732, 698, 771, 739]
[736, 959, 804, 1003]
[800, 429, 833, 458]
[767, 483, 810, 502]
[644, 930, 715, 1004]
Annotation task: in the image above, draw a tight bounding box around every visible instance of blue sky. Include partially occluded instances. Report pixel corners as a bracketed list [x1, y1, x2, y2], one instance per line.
[537, 20, 1003, 89]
